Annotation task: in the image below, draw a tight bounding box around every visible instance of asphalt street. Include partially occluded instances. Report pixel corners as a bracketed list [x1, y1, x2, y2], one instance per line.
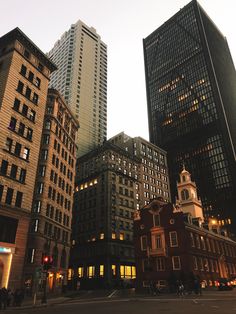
[4, 290, 236, 314]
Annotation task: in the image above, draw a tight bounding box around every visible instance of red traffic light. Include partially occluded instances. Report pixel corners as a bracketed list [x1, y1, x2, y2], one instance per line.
[42, 255, 53, 270]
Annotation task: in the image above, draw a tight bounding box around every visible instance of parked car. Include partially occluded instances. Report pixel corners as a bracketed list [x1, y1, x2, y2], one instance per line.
[217, 278, 233, 291]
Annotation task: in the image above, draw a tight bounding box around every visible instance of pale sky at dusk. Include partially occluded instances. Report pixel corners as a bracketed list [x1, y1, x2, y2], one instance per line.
[1, 0, 236, 141]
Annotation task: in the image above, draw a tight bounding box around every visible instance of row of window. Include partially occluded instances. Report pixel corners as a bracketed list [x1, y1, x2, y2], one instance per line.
[52, 154, 73, 182]
[190, 232, 236, 257]
[47, 186, 71, 211]
[53, 138, 74, 167]
[46, 204, 70, 227]
[20, 64, 41, 88]
[44, 221, 69, 243]
[68, 264, 136, 279]
[0, 159, 26, 183]
[17, 80, 39, 105]
[13, 98, 36, 122]
[5, 138, 30, 161]
[9, 116, 33, 141]
[0, 185, 23, 208]
[49, 169, 72, 195]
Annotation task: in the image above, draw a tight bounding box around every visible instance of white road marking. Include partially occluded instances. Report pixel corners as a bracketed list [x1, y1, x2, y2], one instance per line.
[108, 290, 118, 298]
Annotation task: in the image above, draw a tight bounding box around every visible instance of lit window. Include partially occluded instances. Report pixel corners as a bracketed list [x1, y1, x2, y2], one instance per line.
[100, 233, 104, 239]
[112, 265, 116, 276]
[88, 266, 95, 278]
[78, 267, 83, 278]
[99, 265, 104, 277]
[68, 268, 73, 280]
[120, 233, 124, 240]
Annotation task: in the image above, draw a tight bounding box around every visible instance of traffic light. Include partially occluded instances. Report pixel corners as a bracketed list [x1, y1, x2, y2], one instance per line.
[42, 255, 53, 270]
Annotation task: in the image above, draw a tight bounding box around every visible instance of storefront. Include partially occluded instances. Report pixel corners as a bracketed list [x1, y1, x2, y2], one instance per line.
[0, 246, 14, 288]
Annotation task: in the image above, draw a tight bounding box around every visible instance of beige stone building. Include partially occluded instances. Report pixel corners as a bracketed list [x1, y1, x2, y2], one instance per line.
[0, 28, 56, 289]
[24, 89, 79, 293]
[48, 20, 107, 157]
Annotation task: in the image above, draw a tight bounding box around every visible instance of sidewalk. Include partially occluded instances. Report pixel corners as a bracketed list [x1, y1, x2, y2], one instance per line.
[6, 295, 69, 310]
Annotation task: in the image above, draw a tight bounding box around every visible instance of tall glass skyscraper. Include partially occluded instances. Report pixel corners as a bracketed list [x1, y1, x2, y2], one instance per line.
[143, 0, 236, 228]
[48, 20, 107, 157]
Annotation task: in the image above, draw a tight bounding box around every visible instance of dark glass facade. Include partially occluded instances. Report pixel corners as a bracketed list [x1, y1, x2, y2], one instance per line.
[144, 0, 236, 228]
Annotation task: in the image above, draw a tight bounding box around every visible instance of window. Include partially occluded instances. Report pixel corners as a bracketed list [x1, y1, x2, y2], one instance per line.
[5, 188, 14, 205]
[155, 234, 162, 249]
[10, 164, 18, 179]
[181, 189, 189, 200]
[33, 200, 41, 213]
[156, 257, 165, 271]
[18, 122, 25, 136]
[32, 93, 38, 105]
[204, 258, 209, 271]
[141, 235, 147, 251]
[22, 104, 28, 116]
[27, 248, 35, 263]
[120, 265, 136, 279]
[28, 71, 34, 82]
[31, 219, 39, 232]
[38, 165, 46, 177]
[78, 267, 83, 278]
[99, 265, 104, 277]
[88, 266, 95, 278]
[17, 81, 24, 93]
[26, 128, 33, 140]
[41, 149, 48, 161]
[22, 147, 30, 160]
[25, 87, 31, 99]
[193, 256, 198, 270]
[35, 77, 41, 87]
[20, 64, 27, 76]
[169, 231, 178, 247]
[195, 234, 200, 249]
[36, 182, 44, 194]
[15, 191, 23, 207]
[13, 98, 20, 111]
[15, 143, 22, 156]
[201, 236, 206, 250]
[19, 168, 26, 183]
[29, 109, 36, 122]
[172, 256, 181, 270]
[5, 138, 13, 152]
[9, 117, 17, 131]
[0, 160, 8, 175]
[190, 232, 195, 247]
[112, 265, 116, 276]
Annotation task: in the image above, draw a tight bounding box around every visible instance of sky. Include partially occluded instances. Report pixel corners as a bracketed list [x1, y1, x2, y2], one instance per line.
[1, 0, 236, 141]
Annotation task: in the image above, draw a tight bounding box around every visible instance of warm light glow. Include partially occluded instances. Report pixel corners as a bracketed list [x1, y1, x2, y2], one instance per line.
[211, 219, 217, 225]
[120, 233, 124, 240]
[68, 268, 73, 280]
[112, 233, 116, 239]
[4, 253, 13, 288]
[88, 266, 95, 278]
[100, 233, 104, 239]
[99, 265, 104, 277]
[78, 267, 83, 278]
[112, 265, 116, 276]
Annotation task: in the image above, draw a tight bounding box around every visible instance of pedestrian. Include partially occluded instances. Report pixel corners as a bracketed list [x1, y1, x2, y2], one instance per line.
[1, 287, 8, 310]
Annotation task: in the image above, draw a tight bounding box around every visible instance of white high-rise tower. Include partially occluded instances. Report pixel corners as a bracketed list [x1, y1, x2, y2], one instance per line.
[48, 20, 107, 157]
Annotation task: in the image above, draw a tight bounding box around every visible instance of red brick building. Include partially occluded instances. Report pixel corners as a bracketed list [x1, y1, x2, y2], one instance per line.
[134, 168, 236, 292]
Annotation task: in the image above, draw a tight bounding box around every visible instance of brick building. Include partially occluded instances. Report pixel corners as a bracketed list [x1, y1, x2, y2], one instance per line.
[24, 88, 79, 293]
[70, 134, 170, 288]
[134, 168, 236, 292]
[0, 28, 56, 289]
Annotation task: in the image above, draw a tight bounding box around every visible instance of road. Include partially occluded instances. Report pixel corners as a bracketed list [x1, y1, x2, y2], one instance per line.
[5, 290, 236, 314]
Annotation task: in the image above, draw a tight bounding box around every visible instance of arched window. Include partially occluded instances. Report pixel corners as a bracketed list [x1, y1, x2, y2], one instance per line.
[181, 189, 189, 200]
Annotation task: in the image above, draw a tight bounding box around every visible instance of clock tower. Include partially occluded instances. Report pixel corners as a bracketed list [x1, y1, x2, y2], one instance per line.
[176, 166, 204, 221]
